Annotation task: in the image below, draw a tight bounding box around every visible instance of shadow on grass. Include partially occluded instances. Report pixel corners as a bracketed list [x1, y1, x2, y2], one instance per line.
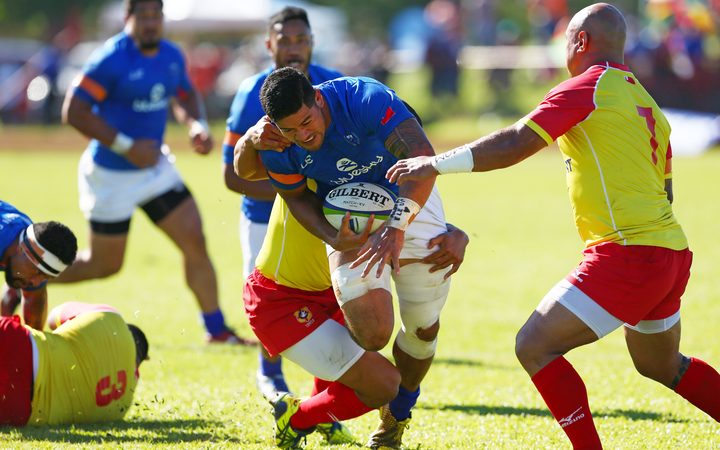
[420, 404, 688, 423]
[0, 418, 259, 444]
[432, 357, 514, 370]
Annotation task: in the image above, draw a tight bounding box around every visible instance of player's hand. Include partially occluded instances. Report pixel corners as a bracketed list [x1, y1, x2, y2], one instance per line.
[126, 139, 161, 168]
[248, 116, 292, 152]
[350, 224, 404, 278]
[332, 213, 374, 252]
[422, 226, 469, 279]
[189, 120, 213, 155]
[386, 156, 438, 184]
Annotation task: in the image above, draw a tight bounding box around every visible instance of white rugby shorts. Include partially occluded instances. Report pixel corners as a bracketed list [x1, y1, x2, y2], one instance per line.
[239, 210, 268, 278]
[78, 149, 184, 222]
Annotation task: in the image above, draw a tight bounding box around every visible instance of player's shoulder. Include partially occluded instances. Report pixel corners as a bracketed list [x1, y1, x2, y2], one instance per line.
[0, 201, 31, 225]
[308, 64, 343, 83]
[237, 67, 273, 95]
[158, 39, 186, 60]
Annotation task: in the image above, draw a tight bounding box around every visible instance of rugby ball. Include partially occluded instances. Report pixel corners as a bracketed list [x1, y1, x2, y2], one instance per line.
[323, 182, 397, 233]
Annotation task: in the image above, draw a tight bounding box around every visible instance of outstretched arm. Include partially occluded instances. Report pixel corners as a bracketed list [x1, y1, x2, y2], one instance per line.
[386, 121, 548, 183]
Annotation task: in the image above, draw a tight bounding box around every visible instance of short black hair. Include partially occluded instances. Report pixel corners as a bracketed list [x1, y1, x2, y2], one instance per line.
[268, 6, 310, 32]
[33, 221, 77, 266]
[127, 324, 149, 366]
[125, 0, 163, 16]
[260, 67, 316, 122]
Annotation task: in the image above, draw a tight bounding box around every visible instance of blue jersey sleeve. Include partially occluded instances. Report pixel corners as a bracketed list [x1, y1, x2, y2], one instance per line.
[259, 150, 306, 191]
[73, 43, 119, 106]
[169, 43, 193, 97]
[352, 78, 415, 143]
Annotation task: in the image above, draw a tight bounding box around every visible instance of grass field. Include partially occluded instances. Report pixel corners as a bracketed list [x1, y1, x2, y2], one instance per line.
[0, 128, 719, 449]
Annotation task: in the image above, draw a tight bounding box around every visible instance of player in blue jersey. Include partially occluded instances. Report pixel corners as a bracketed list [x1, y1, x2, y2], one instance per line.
[223, 6, 343, 401]
[235, 67, 455, 450]
[0, 201, 77, 330]
[58, 0, 254, 345]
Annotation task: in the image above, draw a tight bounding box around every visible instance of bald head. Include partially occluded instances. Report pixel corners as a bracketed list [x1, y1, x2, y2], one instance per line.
[565, 3, 627, 75]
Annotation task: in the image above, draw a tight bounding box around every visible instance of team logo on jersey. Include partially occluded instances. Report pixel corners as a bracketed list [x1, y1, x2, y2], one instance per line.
[294, 306, 314, 326]
[336, 158, 358, 172]
[133, 83, 168, 112]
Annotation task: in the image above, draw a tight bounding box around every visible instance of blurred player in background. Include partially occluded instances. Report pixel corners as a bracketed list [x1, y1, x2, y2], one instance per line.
[1, 200, 77, 330]
[58, 0, 253, 345]
[386, 3, 720, 448]
[1, 301, 149, 426]
[222, 6, 343, 399]
[236, 67, 460, 449]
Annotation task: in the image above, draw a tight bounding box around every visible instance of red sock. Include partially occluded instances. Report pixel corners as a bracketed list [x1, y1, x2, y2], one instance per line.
[290, 382, 372, 429]
[531, 356, 602, 450]
[674, 357, 720, 421]
[311, 377, 332, 396]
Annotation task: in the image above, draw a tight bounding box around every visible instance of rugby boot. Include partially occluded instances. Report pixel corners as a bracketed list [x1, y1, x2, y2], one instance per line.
[273, 393, 314, 449]
[366, 404, 411, 449]
[316, 421, 355, 445]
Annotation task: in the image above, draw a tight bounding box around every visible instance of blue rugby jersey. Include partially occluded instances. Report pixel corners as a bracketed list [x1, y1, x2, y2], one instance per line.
[260, 77, 414, 199]
[0, 201, 44, 289]
[72, 32, 193, 171]
[0, 201, 32, 261]
[223, 64, 343, 223]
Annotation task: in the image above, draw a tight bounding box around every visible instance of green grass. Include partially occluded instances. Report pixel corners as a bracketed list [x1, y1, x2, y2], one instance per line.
[0, 140, 719, 448]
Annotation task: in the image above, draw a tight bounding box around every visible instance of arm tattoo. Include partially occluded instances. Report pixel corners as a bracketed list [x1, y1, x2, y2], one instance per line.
[384, 119, 434, 159]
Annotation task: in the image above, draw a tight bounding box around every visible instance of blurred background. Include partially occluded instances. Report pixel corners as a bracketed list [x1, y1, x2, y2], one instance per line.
[1, 0, 719, 154]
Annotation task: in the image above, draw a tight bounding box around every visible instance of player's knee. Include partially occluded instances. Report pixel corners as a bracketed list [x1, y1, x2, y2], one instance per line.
[396, 326, 438, 360]
[416, 320, 440, 342]
[90, 257, 123, 278]
[514, 326, 538, 366]
[354, 326, 393, 352]
[331, 262, 391, 307]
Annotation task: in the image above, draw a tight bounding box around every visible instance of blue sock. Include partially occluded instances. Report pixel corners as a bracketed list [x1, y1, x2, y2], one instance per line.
[259, 352, 283, 377]
[389, 385, 420, 421]
[202, 309, 226, 336]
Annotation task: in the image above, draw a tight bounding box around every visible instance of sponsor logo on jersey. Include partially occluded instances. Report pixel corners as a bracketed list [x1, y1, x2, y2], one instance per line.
[336, 158, 358, 172]
[132, 83, 168, 112]
[329, 155, 384, 185]
[559, 407, 585, 428]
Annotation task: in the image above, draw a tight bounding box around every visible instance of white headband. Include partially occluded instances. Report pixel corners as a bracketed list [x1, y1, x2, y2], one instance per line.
[18, 224, 68, 277]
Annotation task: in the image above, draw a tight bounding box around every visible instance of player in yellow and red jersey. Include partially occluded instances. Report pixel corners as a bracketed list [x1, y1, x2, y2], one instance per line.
[243, 182, 468, 448]
[386, 3, 719, 448]
[0, 302, 148, 426]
